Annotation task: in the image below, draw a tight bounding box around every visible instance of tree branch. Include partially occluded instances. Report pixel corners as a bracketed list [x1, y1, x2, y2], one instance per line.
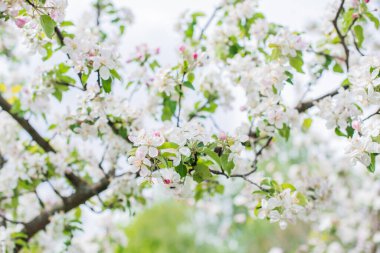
[198, 6, 222, 41]
[0, 93, 55, 153]
[332, 0, 350, 71]
[296, 89, 339, 112]
[14, 176, 111, 252]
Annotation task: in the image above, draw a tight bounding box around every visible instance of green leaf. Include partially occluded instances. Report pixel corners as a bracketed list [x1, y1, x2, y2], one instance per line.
[341, 78, 352, 88]
[187, 72, 195, 83]
[42, 42, 53, 61]
[149, 60, 160, 71]
[57, 75, 76, 85]
[40, 15, 56, 39]
[346, 125, 355, 138]
[183, 81, 195, 90]
[353, 25, 364, 48]
[175, 164, 187, 178]
[284, 70, 293, 85]
[296, 192, 308, 206]
[102, 78, 112, 93]
[365, 11, 380, 29]
[81, 71, 90, 85]
[278, 124, 290, 141]
[302, 118, 312, 132]
[159, 142, 180, 149]
[270, 47, 281, 60]
[58, 63, 70, 73]
[161, 96, 177, 121]
[281, 183, 296, 191]
[342, 8, 354, 33]
[193, 164, 212, 183]
[289, 53, 304, 73]
[60, 21, 74, 27]
[333, 63, 344, 73]
[52, 89, 63, 101]
[335, 127, 347, 137]
[110, 69, 122, 81]
[220, 153, 234, 175]
[367, 153, 377, 173]
[203, 148, 221, 167]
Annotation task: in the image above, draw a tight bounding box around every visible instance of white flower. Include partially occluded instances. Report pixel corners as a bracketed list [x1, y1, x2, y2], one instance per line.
[268, 30, 306, 57]
[129, 130, 165, 158]
[257, 198, 282, 219]
[152, 68, 177, 95]
[269, 210, 288, 230]
[179, 146, 191, 157]
[128, 147, 151, 175]
[346, 133, 379, 166]
[153, 168, 181, 188]
[99, 66, 111, 80]
[267, 107, 286, 129]
[250, 19, 268, 41]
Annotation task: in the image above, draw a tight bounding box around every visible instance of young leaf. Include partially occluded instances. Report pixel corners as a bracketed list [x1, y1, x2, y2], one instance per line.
[367, 153, 377, 173]
[203, 148, 221, 167]
[278, 124, 291, 141]
[302, 118, 312, 132]
[289, 53, 304, 73]
[333, 63, 344, 73]
[365, 11, 380, 29]
[183, 81, 195, 90]
[193, 164, 212, 183]
[40, 15, 56, 39]
[353, 25, 364, 48]
[175, 164, 187, 178]
[102, 78, 112, 93]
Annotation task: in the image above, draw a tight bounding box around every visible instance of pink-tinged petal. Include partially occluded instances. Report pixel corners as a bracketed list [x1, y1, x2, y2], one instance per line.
[148, 147, 158, 157]
[140, 167, 150, 177]
[136, 146, 148, 158]
[15, 17, 29, 28]
[143, 158, 151, 167]
[179, 147, 191, 157]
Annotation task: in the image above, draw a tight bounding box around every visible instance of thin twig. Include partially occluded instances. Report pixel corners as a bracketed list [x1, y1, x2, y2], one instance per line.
[198, 6, 222, 41]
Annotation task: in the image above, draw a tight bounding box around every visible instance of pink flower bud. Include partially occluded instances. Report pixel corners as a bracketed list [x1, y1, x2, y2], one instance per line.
[163, 178, 172, 185]
[365, 0, 370, 3]
[193, 52, 198, 60]
[155, 47, 160, 54]
[352, 120, 361, 132]
[179, 45, 186, 53]
[219, 132, 227, 141]
[15, 17, 28, 28]
[352, 13, 359, 19]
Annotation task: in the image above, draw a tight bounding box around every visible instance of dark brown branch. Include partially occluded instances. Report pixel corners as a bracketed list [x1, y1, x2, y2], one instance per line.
[0, 152, 5, 169]
[332, 0, 350, 71]
[0, 93, 55, 153]
[15, 176, 110, 252]
[296, 89, 339, 112]
[0, 213, 26, 225]
[363, 108, 380, 121]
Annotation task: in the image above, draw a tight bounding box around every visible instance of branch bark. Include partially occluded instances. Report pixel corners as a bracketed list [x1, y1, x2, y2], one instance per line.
[14, 176, 111, 252]
[0, 93, 55, 153]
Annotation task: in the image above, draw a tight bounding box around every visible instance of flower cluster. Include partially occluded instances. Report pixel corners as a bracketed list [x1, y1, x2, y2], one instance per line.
[255, 181, 306, 230]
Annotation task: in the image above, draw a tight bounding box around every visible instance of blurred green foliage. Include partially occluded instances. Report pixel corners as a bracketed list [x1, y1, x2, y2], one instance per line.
[115, 201, 308, 253]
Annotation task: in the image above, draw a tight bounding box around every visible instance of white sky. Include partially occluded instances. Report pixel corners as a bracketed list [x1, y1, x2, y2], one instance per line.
[67, 0, 330, 64]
